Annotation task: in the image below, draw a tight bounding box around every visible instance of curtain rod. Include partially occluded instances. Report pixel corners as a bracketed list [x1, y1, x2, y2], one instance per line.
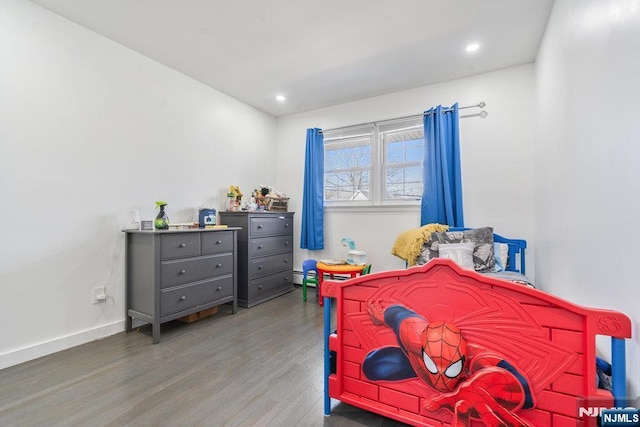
[321, 102, 485, 134]
[425, 101, 486, 115]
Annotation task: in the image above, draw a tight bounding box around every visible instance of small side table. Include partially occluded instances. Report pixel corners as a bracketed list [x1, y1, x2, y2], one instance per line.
[315, 262, 366, 306]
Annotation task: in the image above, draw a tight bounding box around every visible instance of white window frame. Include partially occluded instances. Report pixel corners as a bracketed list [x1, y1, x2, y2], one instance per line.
[323, 116, 424, 208]
[323, 124, 375, 207]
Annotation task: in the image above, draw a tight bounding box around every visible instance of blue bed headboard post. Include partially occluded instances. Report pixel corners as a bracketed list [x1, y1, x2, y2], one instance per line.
[323, 296, 332, 416]
[611, 337, 627, 407]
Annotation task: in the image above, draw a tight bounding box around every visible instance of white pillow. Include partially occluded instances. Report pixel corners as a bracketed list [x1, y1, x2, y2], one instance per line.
[494, 243, 509, 272]
[438, 242, 475, 269]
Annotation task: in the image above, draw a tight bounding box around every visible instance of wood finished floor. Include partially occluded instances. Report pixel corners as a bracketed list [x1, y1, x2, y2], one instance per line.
[0, 287, 409, 427]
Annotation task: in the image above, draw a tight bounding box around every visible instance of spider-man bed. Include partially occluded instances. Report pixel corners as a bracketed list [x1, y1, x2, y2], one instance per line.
[321, 258, 631, 426]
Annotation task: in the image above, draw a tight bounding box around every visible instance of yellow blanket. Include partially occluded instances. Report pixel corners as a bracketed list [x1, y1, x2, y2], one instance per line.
[391, 223, 449, 266]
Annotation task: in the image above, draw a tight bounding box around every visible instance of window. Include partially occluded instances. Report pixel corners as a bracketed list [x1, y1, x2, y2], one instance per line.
[323, 117, 423, 205]
[324, 125, 373, 203]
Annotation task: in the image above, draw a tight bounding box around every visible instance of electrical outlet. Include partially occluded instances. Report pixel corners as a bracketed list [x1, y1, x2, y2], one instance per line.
[93, 286, 106, 304]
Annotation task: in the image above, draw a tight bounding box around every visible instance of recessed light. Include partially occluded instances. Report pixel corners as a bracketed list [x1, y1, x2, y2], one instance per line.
[466, 43, 480, 53]
[275, 95, 286, 102]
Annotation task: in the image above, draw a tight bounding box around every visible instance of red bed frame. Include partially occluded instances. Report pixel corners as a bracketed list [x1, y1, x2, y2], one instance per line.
[321, 259, 631, 426]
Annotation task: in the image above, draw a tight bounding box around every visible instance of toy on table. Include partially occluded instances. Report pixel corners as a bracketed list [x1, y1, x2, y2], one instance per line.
[340, 238, 367, 265]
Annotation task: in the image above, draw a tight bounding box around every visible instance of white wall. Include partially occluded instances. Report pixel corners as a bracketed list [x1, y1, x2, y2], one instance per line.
[535, 0, 640, 396]
[0, 0, 277, 369]
[277, 65, 536, 276]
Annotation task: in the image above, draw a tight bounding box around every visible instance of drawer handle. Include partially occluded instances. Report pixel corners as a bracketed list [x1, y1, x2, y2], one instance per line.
[258, 285, 263, 290]
[283, 259, 288, 264]
[217, 286, 222, 291]
[179, 243, 186, 248]
[257, 225, 263, 229]
[284, 277, 290, 282]
[216, 263, 222, 268]
[216, 240, 222, 244]
[258, 245, 263, 249]
[179, 270, 186, 274]
[284, 241, 289, 246]
[278, 216, 285, 220]
[284, 223, 289, 228]
[180, 295, 186, 301]
[258, 265, 263, 269]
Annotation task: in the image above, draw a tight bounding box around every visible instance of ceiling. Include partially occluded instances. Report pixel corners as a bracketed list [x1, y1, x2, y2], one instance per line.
[28, 0, 555, 117]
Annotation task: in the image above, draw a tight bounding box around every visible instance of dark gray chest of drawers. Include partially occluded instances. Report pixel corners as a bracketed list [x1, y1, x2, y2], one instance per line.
[219, 212, 294, 307]
[124, 228, 239, 343]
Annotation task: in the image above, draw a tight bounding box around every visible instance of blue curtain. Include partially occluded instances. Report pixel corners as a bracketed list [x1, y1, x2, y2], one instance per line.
[420, 104, 464, 227]
[300, 128, 324, 249]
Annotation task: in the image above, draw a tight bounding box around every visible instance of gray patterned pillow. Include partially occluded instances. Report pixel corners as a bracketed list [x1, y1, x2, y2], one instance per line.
[435, 227, 495, 271]
[416, 233, 441, 265]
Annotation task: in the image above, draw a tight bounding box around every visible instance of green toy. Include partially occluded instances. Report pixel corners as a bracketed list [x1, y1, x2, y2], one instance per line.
[154, 201, 170, 230]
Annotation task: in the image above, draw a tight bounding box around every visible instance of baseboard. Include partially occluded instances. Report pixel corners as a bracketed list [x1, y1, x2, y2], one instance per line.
[0, 321, 124, 371]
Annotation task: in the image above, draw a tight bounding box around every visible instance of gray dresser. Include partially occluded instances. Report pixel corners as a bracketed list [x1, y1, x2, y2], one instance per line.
[124, 228, 239, 343]
[219, 212, 294, 307]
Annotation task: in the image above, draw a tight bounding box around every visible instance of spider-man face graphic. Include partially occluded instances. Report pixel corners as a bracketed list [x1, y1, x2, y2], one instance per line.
[420, 320, 468, 392]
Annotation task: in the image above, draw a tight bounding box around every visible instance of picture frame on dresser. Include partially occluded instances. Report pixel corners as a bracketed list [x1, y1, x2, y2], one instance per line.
[218, 211, 295, 308]
[124, 227, 240, 344]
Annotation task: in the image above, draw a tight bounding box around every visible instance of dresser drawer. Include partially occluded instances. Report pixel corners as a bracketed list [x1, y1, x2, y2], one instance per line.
[160, 276, 234, 316]
[247, 272, 293, 300]
[161, 253, 233, 288]
[249, 216, 293, 238]
[249, 252, 293, 278]
[249, 235, 292, 258]
[161, 233, 201, 260]
[202, 231, 234, 255]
